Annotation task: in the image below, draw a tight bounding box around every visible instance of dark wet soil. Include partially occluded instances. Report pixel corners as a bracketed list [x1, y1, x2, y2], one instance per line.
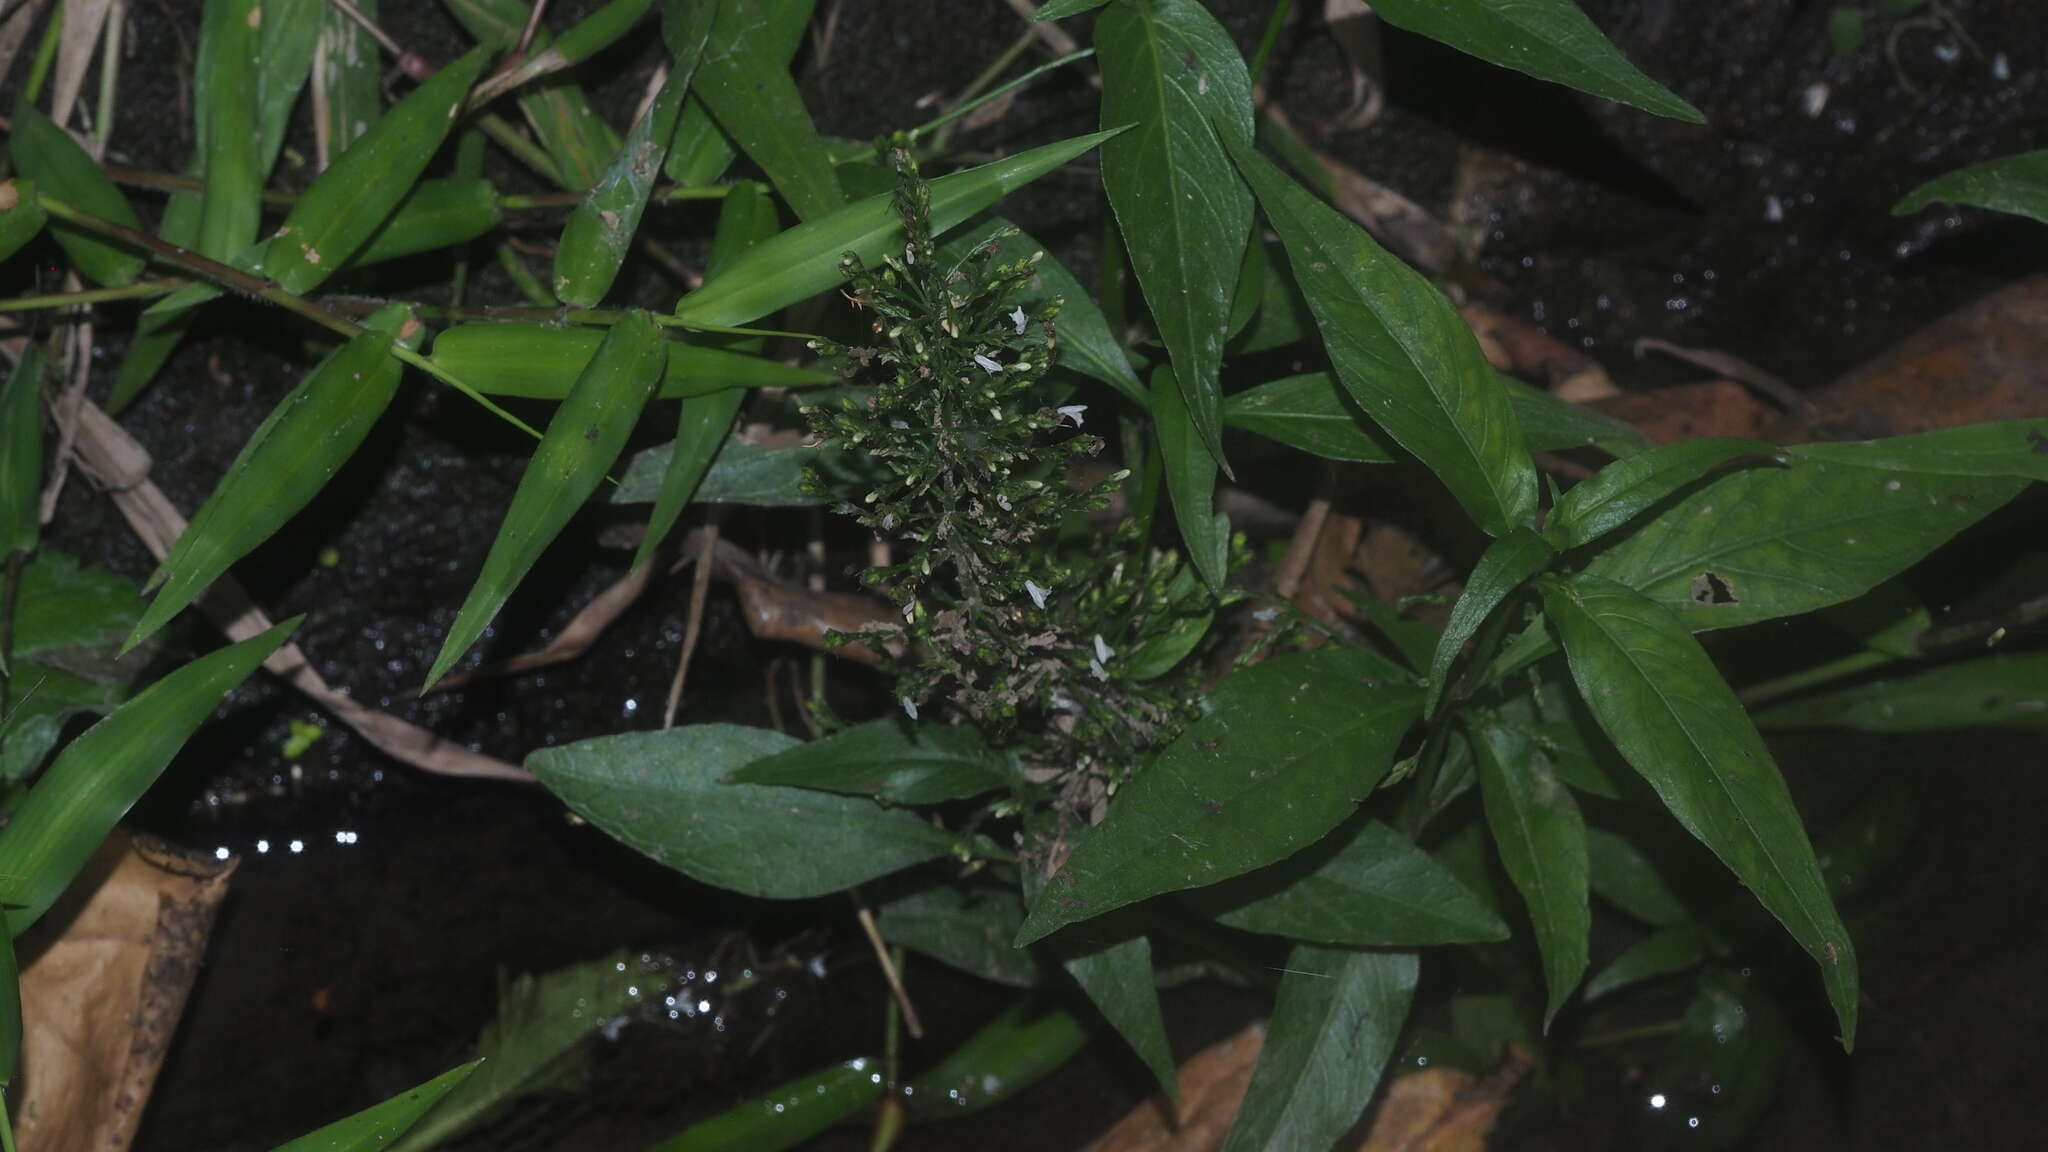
[7, 1, 2046, 1149]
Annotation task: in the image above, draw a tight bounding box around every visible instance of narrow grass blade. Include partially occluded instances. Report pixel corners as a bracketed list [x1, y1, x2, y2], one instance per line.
[635, 178, 773, 566]
[426, 311, 666, 688]
[269, 1061, 480, 1152]
[0, 620, 297, 936]
[0, 178, 47, 264]
[347, 177, 503, 267]
[694, 0, 843, 221]
[0, 345, 44, 560]
[430, 322, 830, 400]
[255, 0, 324, 173]
[443, 0, 619, 189]
[9, 105, 145, 285]
[388, 953, 647, 1152]
[673, 128, 1122, 330]
[647, 1058, 882, 1152]
[108, 189, 204, 412]
[195, 0, 263, 260]
[317, 0, 383, 162]
[472, 0, 656, 104]
[130, 305, 418, 651]
[265, 47, 492, 294]
[551, 53, 699, 306]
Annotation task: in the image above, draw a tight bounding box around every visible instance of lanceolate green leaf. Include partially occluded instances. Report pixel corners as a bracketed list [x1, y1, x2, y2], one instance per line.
[1583, 924, 1704, 1001]
[266, 48, 491, 295]
[1425, 527, 1554, 714]
[430, 323, 833, 400]
[1580, 453, 2025, 632]
[1548, 438, 1779, 550]
[1221, 947, 1417, 1152]
[427, 311, 666, 688]
[1500, 374, 1649, 457]
[10, 105, 146, 285]
[0, 346, 44, 560]
[726, 718, 1013, 804]
[1222, 372, 1396, 464]
[636, 178, 776, 567]
[1538, 574, 1858, 1049]
[1190, 819, 1507, 946]
[529, 725, 958, 898]
[1071, 937, 1179, 1100]
[388, 953, 647, 1152]
[196, 0, 264, 261]
[131, 305, 417, 651]
[1153, 366, 1228, 593]
[1755, 651, 2048, 733]
[1585, 824, 1690, 927]
[1894, 149, 2048, 226]
[1786, 418, 2048, 481]
[663, 0, 808, 187]
[878, 882, 1043, 987]
[0, 621, 296, 936]
[1368, 0, 1703, 123]
[672, 129, 1122, 330]
[941, 219, 1145, 406]
[1016, 647, 1420, 945]
[1228, 139, 1538, 535]
[269, 1062, 480, 1152]
[0, 179, 47, 264]
[1097, 0, 1255, 468]
[1470, 720, 1589, 1027]
[695, 0, 844, 221]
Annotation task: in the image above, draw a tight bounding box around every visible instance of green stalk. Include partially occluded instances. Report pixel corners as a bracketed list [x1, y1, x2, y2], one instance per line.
[0, 280, 184, 311]
[20, 0, 60, 105]
[1737, 648, 1895, 708]
[33, 194, 540, 440]
[1247, 0, 1295, 82]
[92, 0, 122, 153]
[495, 243, 557, 307]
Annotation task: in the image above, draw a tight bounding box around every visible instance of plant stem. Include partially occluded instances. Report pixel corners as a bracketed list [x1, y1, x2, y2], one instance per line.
[21, 0, 60, 105]
[1248, 0, 1294, 83]
[1737, 648, 1893, 707]
[0, 280, 184, 312]
[34, 195, 541, 440]
[495, 243, 557, 307]
[0, 1086, 15, 1152]
[1576, 1018, 1686, 1048]
[93, 0, 123, 155]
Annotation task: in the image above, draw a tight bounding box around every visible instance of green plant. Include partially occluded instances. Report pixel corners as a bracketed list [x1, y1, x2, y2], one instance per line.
[0, 0, 2045, 1149]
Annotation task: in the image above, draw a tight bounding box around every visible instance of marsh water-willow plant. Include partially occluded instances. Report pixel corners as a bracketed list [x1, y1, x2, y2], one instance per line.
[1, 0, 2047, 1147]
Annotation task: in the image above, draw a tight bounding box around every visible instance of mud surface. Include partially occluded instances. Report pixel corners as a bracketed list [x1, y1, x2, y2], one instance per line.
[5, 1, 2044, 1149]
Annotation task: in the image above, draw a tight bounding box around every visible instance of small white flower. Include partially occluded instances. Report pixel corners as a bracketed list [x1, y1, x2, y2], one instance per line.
[1010, 306, 1029, 334]
[1057, 404, 1087, 428]
[1025, 580, 1051, 610]
[904, 243, 917, 265]
[1253, 606, 1279, 622]
[1089, 658, 1109, 682]
[901, 697, 919, 720]
[974, 353, 1004, 374]
[1093, 634, 1115, 663]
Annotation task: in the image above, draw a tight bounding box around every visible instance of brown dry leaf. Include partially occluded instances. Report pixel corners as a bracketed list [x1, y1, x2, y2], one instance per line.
[69, 400, 533, 783]
[1080, 1022, 1266, 1152]
[13, 831, 235, 1152]
[0, 0, 52, 95]
[1320, 0, 1384, 131]
[1462, 303, 1617, 400]
[1261, 105, 1460, 279]
[1787, 275, 2048, 442]
[432, 561, 653, 691]
[50, 0, 116, 132]
[1079, 1022, 1527, 1152]
[1357, 1050, 1531, 1152]
[1588, 379, 1777, 445]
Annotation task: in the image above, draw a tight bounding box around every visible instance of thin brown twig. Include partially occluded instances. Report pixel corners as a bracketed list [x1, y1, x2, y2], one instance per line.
[853, 899, 924, 1039]
[515, 0, 550, 57]
[664, 519, 720, 728]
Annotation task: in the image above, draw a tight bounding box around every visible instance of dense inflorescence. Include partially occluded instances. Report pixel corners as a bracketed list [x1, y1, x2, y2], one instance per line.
[804, 156, 1213, 811]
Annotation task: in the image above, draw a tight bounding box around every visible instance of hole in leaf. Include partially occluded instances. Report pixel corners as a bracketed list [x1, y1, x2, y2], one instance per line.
[1689, 571, 1740, 605]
